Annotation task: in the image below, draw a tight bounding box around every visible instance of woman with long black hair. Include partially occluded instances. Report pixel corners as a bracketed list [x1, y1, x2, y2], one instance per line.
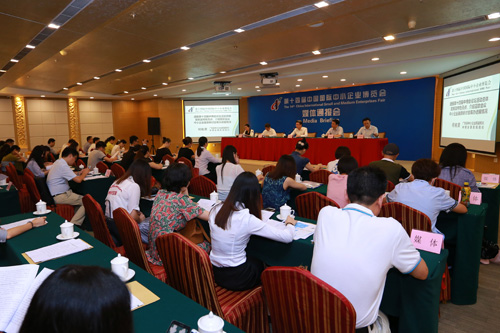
[216, 145, 244, 201]
[194, 136, 221, 183]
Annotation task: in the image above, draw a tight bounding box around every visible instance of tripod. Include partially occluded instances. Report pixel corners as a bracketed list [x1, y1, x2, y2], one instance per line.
[150, 135, 156, 155]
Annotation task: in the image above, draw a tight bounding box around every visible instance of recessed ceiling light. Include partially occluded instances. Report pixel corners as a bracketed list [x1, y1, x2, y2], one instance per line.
[314, 1, 329, 8]
[257, 89, 261, 92]
[124, 91, 128, 93]
[77, 82, 83, 85]
[276, 82, 280, 85]
[26, 44, 35, 49]
[312, 50, 321, 55]
[63, 87, 68, 90]
[94, 76, 100, 80]
[489, 37, 500, 42]
[255, 85, 260, 88]
[297, 79, 303, 81]
[296, 84, 301, 87]
[487, 12, 500, 20]
[48, 23, 60, 29]
[340, 79, 346, 82]
[180, 46, 190, 50]
[41, 95, 45, 98]
[234, 28, 245, 33]
[260, 61, 268, 65]
[141, 87, 146, 90]
[371, 57, 380, 61]
[182, 89, 187, 92]
[383, 35, 395, 41]
[154, 94, 158, 97]
[115, 69, 122, 72]
[162, 82, 168, 85]
[90, 97, 94, 99]
[0, 70, 6, 73]
[220, 71, 226, 74]
[400, 71, 407, 75]
[188, 77, 194, 80]
[237, 88, 242, 90]
[322, 75, 328, 78]
[131, 98, 135, 100]
[142, 59, 151, 63]
[10, 59, 18, 63]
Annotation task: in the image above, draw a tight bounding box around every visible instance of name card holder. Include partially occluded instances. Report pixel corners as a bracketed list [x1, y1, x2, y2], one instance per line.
[481, 173, 500, 184]
[357, 135, 364, 139]
[6, 181, 12, 191]
[470, 192, 482, 205]
[327, 134, 334, 139]
[258, 134, 263, 138]
[410, 229, 443, 254]
[287, 134, 293, 138]
[105, 169, 112, 177]
[238, 134, 243, 138]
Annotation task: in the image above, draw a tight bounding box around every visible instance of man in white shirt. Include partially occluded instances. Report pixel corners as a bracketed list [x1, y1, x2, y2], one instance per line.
[289, 120, 308, 137]
[88, 137, 100, 153]
[47, 147, 90, 226]
[88, 141, 118, 170]
[311, 166, 428, 331]
[261, 123, 277, 137]
[356, 117, 379, 138]
[325, 119, 344, 137]
[82, 136, 92, 154]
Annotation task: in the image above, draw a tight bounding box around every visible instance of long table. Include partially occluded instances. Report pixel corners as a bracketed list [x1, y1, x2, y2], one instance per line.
[479, 185, 500, 243]
[0, 185, 20, 217]
[0, 212, 241, 333]
[221, 137, 388, 165]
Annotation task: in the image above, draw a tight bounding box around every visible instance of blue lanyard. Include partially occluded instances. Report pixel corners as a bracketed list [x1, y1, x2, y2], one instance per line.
[342, 207, 373, 217]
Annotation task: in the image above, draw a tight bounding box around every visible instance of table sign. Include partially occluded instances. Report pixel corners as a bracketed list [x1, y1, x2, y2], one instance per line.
[258, 134, 263, 138]
[410, 230, 443, 254]
[287, 134, 293, 138]
[470, 192, 482, 205]
[481, 174, 500, 184]
[238, 134, 243, 138]
[6, 182, 12, 191]
[357, 135, 364, 139]
[105, 169, 112, 177]
[327, 134, 334, 139]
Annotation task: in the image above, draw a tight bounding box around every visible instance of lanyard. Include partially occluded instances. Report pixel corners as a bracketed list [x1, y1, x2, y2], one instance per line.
[342, 207, 373, 217]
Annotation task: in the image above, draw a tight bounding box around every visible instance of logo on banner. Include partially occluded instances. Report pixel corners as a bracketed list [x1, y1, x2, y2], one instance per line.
[270, 97, 282, 111]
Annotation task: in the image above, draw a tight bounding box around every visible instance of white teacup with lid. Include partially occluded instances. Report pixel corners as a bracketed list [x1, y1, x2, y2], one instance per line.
[198, 311, 224, 333]
[36, 199, 47, 213]
[93, 167, 99, 174]
[111, 254, 129, 280]
[210, 191, 218, 202]
[255, 169, 263, 177]
[60, 220, 74, 238]
[280, 203, 294, 220]
[295, 174, 302, 182]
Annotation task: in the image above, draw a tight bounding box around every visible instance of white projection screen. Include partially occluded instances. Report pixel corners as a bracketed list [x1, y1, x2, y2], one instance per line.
[183, 100, 239, 142]
[441, 62, 500, 154]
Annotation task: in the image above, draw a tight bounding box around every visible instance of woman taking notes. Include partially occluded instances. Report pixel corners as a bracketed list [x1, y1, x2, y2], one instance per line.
[195, 136, 221, 183]
[209, 172, 296, 291]
[216, 145, 244, 201]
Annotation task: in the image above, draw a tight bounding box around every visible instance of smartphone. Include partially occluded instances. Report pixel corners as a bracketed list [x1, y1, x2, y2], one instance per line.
[167, 320, 191, 333]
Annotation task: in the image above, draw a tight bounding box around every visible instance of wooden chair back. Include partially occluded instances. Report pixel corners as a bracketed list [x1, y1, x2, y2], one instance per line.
[110, 163, 125, 179]
[433, 178, 461, 200]
[309, 169, 330, 184]
[96, 161, 109, 174]
[379, 202, 432, 236]
[189, 175, 216, 198]
[295, 192, 340, 220]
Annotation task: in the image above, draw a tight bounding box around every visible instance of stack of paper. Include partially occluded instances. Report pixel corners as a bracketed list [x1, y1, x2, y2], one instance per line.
[302, 180, 322, 189]
[266, 218, 316, 240]
[84, 175, 108, 181]
[24, 239, 92, 264]
[0, 218, 34, 230]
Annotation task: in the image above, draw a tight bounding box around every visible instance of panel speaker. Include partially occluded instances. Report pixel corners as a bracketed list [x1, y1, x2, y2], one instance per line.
[148, 117, 161, 135]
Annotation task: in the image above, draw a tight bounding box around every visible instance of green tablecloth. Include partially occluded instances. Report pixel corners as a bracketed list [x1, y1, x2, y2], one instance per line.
[0, 212, 241, 333]
[0, 186, 20, 217]
[479, 185, 500, 243]
[70, 175, 115, 211]
[436, 203, 486, 305]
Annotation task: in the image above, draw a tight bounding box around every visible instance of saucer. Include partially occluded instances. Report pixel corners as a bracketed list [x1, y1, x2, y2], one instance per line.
[56, 232, 80, 240]
[120, 269, 135, 282]
[276, 214, 295, 220]
[34, 209, 52, 215]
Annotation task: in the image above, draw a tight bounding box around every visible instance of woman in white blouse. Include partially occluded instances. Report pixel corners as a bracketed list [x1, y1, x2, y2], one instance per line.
[195, 136, 221, 183]
[216, 145, 244, 201]
[209, 172, 297, 291]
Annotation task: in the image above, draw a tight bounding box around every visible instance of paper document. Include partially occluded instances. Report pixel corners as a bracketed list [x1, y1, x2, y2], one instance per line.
[197, 199, 219, 212]
[24, 239, 93, 264]
[5, 268, 54, 333]
[84, 175, 108, 181]
[127, 281, 160, 310]
[0, 264, 39, 331]
[141, 195, 156, 201]
[130, 293, 144, 310]
[294, 221, 316, 240]
[477, 182, 498, 189]
[261, 210, 274, 222]
[1, 218, 35, 230]
[301, 181, 322, 189]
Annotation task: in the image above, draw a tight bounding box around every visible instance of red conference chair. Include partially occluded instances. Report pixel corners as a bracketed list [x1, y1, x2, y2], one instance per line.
[113, 208, 166, 282]
[386, 180, 395, 192]
[176, 157, 193, 169]
[156, 233, 269, 333]
[309, 169, 331, 185]
[261, 266, 356, 333]
[96, 161, 108, 174]
[82, 194, 125, 256]
[4, 163, 23, 189]
[22, 173, 74, 221]
[262, 165, 275, 177]
[5, 163, 33, 213]
[433, 178, 461, 200]
[189, 175, 216, 198]
[295, 192, 340, 220]
[110, 163, 125, 179]
[77, 158, 87, 168]
[23, 167, 34, 179]
[162, 154, 175, 165]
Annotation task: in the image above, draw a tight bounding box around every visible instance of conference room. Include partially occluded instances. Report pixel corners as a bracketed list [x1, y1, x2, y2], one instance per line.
[1, 1, 500, 332]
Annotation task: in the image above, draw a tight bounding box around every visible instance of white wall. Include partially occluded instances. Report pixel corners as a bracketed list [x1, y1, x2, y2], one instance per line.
[79, 100, 114, 144]
[0, 98, 15, 142]
[26, 99, 69, 149]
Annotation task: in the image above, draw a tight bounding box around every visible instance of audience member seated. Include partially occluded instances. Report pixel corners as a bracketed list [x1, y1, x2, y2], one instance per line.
[153, 137, 175, 163]
[2, 145, 26, 173]
[176, 137, 195, 162]
[46, 138, 58, 156]
[146, 163, 210, 265]
[356, 117, 379, 138]
[325, 119, 344, 138]
[195, 136, 221, 183]
[88, 141, 118, 170]
[241, 123, 254, 137]
[369, 143, 413, 185]
[5, 138, 14, 146]
[104, 136, 116, 155]
[111, 139, 126, 157]
[209, 172, 296, 291]
[47, 147, 89, 226]
[88, 136, 100, 153]
[290, 138, 322, 179]
[216, 145, 244, 201]
[262, 155, 306, 210]
[262, 123, 277, 137]
[128, 135, 139, 149]
[386, 159, 467, 233]
[326, 146, 351, 174]
[26, 145, 49, 177]
[289, 119, 308, 137]
[311, 166, 428, 331]
[0, 217, 46, 243]
[134, 146, 163, 170]
[121, 145, 141, 171]
[82, 136, 92, 154]
[326, 156, 358, 208]
[439, 142, 480, 192]
[41, 145, 53, 167]
[20, 265, 133, 333]
[0, 143, 11, 163]
[106, 159, 152, 244]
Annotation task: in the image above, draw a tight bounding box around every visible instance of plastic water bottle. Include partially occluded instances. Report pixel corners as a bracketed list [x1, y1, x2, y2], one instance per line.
[461, 182, 471, 206]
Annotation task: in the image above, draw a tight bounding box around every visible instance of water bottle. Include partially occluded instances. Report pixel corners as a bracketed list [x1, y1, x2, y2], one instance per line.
[461, 182, 471, 206]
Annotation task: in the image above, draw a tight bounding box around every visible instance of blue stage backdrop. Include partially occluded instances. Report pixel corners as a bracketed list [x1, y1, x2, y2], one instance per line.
[248, 77, 436, 161]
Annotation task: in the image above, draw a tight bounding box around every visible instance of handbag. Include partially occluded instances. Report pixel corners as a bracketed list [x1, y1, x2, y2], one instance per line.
[178, 219, 211, 245]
